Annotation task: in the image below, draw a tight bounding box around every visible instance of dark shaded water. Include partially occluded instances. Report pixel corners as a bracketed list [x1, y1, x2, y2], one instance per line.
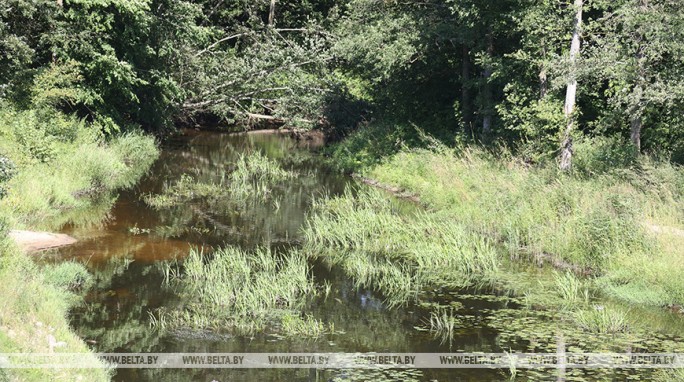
[50, 131, 683, 382]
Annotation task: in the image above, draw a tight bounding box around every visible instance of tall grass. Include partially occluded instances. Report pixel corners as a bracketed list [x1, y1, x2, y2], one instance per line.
[158, 246, 326, 335]
[303, 188, 500, 305]
[573, 306, 631, 334]
[365, 147, 684, 306]
[0, 106, 158, 228]
[0, 238, 110, 381]
[554, 271, 590, 308]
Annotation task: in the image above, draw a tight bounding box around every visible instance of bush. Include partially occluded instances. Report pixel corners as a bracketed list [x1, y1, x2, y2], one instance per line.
[572, 135, 639, 176]
[0, 156, 15, 199]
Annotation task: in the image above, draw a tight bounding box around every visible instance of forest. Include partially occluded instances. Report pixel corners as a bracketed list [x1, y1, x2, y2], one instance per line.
[1, 0, 683, 160]
[1, 1, 684, 381]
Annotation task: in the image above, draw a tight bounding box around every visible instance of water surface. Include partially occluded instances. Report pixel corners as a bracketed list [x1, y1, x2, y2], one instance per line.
[51, 131, 683, 382]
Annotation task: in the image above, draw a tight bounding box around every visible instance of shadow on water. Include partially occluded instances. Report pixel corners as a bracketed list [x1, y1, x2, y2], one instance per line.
[44, 130, 684, 382]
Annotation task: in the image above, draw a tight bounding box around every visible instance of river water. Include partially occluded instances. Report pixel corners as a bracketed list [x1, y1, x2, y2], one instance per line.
[51, 130, 683, 382]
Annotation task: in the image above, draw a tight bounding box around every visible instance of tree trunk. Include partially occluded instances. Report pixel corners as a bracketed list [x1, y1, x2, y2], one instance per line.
[559, 0, 583, 171]
[462, 46, 472, 128]
[539, 41, 548, 99]
[630, 114, 642, 151]
[482, 32, 494, 137]
[268, 0, 276, 26]
[629, 0, 648, 152]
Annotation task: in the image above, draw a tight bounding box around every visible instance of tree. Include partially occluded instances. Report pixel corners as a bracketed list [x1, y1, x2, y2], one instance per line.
[559, 0, 583, 170]
[585, 0, 684, 153]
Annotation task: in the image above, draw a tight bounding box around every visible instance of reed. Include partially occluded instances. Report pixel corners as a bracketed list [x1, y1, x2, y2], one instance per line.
[160, 246, 326, 336]
[303, 188, 501, 305]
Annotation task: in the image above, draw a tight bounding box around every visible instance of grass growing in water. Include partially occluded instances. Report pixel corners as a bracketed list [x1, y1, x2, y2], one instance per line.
[303, 188, 500, 305]
[573, 306, 631, 334]
[427, 308, 459, 344]
[157, 246, 328, 336]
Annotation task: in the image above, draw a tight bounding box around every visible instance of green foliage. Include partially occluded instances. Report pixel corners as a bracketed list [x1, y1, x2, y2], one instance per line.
[0, 105, 158, 228]
[0, 156, 15, 199]
[303, 188, 501, 305]
[158, 246, 322, 335]
[0, 239, 110, 381]
[571, 135, 640, 176]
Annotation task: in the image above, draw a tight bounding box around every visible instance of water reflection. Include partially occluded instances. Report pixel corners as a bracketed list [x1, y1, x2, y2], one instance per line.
[50, 131, 682, 382]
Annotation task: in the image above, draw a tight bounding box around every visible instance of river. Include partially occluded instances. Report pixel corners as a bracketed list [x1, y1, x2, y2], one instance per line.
[51, 130, 684, 382]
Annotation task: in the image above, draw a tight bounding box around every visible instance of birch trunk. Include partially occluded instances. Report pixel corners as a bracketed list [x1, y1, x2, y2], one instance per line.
[268, 0, 276, 26]
[482, 33, 494, 136]
[462, 46, 471, 128]
[559, 0, 583, 171]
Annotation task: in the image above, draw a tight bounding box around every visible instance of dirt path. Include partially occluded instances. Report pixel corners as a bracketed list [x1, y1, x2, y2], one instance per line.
[9, 230, 77, 252]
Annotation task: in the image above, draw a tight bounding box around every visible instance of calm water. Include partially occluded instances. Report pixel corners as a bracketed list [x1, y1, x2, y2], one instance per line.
[51, 131, 683, 382]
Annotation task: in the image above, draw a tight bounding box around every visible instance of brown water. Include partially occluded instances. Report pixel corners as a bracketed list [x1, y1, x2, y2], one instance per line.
[50, 131, 684, 382]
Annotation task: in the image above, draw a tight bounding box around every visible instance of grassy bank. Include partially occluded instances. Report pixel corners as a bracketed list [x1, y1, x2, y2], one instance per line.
[325, 124, 684, 307]
[0, 107, 158, 229]
[0, 237, 111, 381]
[0, 106, 159, 380]
[367, 148, 684, 306]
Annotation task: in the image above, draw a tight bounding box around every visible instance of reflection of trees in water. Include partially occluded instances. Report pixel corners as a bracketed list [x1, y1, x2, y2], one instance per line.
[70, 255, 174, 354]
[148, 135, 347, 249]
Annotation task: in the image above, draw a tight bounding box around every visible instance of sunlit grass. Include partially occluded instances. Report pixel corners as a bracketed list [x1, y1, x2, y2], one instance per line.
[157, 246, 327, 336]
[364, 147, 684, 306]
[573, 306, 631, 334]
[303, 188, 501, 306]
[0, 238, 110, 381]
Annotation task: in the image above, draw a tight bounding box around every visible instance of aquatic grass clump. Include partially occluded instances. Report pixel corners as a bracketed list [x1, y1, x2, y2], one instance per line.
[573, 306, 630, 334]
[158, 246, 326, 336]
[144, 174, 228, 208]
[427, 308, 460, 344]
[303, 188, 501, 305]
[553, 271, 590, 307]
[279, 313, 333, 337]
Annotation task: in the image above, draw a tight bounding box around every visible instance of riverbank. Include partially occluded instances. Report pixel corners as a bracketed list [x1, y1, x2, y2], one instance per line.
[324, 125, 684, 309]
[0, 106, 159, 381]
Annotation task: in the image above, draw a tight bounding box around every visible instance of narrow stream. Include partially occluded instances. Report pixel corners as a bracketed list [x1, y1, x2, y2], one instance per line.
[49, 130, 683, 382]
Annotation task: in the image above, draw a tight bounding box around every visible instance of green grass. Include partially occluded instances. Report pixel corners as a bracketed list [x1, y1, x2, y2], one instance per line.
[359, 146, 684, 307]
[157, 246, 327, 336]
[0, 105, 158, 381]
[0, 106, 159, 229]
[303, 188, 501, 306]
[427, 308, 459, 344]
[573, 306, 631, 334]
[0, 238, 110, 381]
